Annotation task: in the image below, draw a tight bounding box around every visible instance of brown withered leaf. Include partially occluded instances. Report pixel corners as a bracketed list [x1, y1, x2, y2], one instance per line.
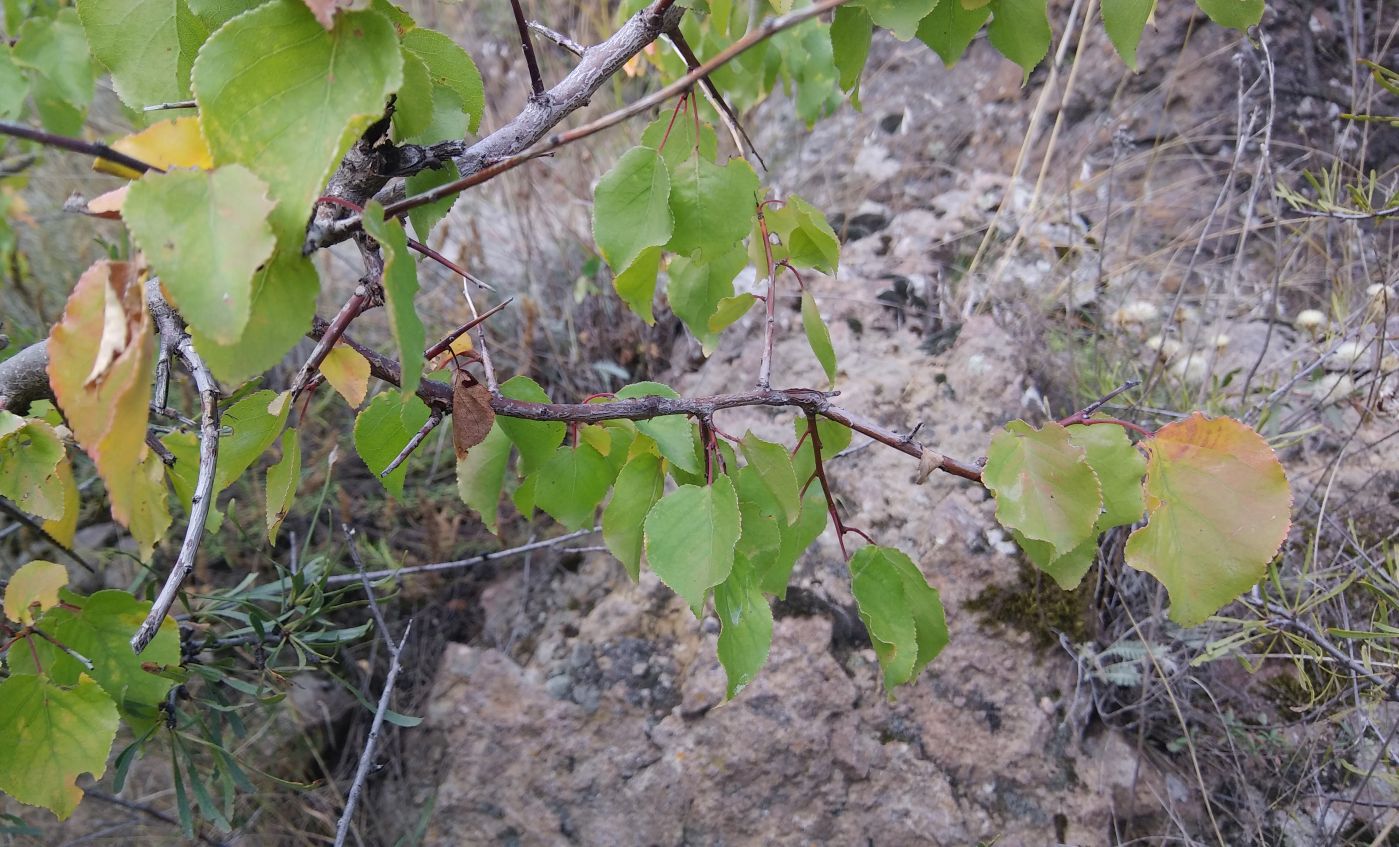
[452, 373, 495, 460]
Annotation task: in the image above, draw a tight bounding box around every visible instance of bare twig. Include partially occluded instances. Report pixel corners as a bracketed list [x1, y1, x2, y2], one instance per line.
[424, 298, 512, 360]
[30, 625, 94, 670]
[509, 0, 547, 97]
[0, 120, 162, 174]
[0, 497, 96, 573]
[84, 790, 230, 847]
[379, 409, 445, 478]
[132, 287, 222, 654]
[289, 284, 369, 399]
[528, 20, 585, 56]
[141, 99, 197, 112]
[331, 526, 411, 847]
[1061, 379, 1141, 422]
[324, 527, 600, 584]
[756, 205, 778, 391]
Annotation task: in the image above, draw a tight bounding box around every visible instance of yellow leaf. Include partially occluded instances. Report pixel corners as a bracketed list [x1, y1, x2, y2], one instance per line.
[320, 344, 370, 408]
[93, 117, 213, 178]
[41, 457, 80, 548]
[430, 332, 472, 371]
[3, 560, 68, 625]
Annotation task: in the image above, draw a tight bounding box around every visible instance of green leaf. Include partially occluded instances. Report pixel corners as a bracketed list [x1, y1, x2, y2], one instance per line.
[456, 423, 510, 534]
[401, 26, 485, 134]
[916, 0, 990, 66]
[353, 391, 432, 498]
[709, 293, 756, 334]
[714, 564, 772, 698]
[614, 382, 701, 475]
[192, 0, 403, 238]
[643, 476, 741, 615]
[265, 429, 300, 544]
[361, 201, 426, 399]
[593, 146, 673, 274]
[830, 5, 873, 93]
[192, 248, 320, 386]
[612, 246, 662, 325]
[640, 104, 719, 169]
[0, 48, 26, 119]
[214, 389, 289, 491]
[1193, 0, 1263, 29]
[78, 0, 189, 108]
[849, 545, 948, 688]
[665, 155, 759, 258]
[667, 245, 747, 353]
[124, 165, 277, 345]
[1125, 414, 1290, 626]
[982, 420, 1101, 559]
[761, 484, 827, 597]
[30, 590, 180, 715]
[1010, 530, 1096, 590]
[392, 49, 434, 141]
[783, 195, 840, 274]
[496, 376, 565, 474]
[533, 443, 614, 531]
[3, 560, 67, 625]
[603, 452, 665, 579]
[0, 412, 67, 521]
[860, 0, 938, 40]
[987, 0, 1051, 82]
[1100, 0, 1155, 70]
[405, 161, 461, 240]
[1067, 422, 1146, 530]
[0, 674, 118, 820]
[739, 431, 801, 525]
[801, 292, 838, 386]
[734, 466, 784, 562]
[13, 10, 93, 135]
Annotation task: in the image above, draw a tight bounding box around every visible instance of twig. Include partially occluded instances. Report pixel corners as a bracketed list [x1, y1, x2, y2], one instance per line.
[756, 205, 778, 391]
[665, 28, 767, 170]
[29, 625, 94, 670]
[509, 0, 547, 98]
[458, 280, 500, 393]
[407, 236, 495, 291]
[141, 99, 197, 112]
[1061, 379, 1141, 421]
[803, 411, 874, 559]
[424, 298, 512, 360]
[0, 497, 96, 573]
[0, 120, 162, 174]
[325, 527, 599, 584]
[379, 409, 445, 478]
[289, 284, 369, 399]
[315, 0, 850, 245]
[335, 527, 411, 847]
[528, 20, 585, 57]
[132, 287, 221, 655]
[84, 789, 230, 847]
[304, 323, 985, 483]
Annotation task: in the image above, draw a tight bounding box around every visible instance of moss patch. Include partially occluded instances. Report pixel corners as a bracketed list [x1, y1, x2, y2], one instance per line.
[965, 562, 1094, 648]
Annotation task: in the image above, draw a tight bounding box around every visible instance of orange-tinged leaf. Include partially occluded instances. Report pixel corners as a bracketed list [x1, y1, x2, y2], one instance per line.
[3, 560, 67, 625]
[84, 185, 128, 219]
[47, 261, 167, 555]
[451, 373, 494, 460]
[319, 344, 370, 408]
[92, 117, 213, 178]
[1125, 414, 1291, 626]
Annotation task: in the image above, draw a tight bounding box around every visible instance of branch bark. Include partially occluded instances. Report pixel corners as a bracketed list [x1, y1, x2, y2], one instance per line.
[303, 1, 687, 252]
[132, 285, 222, 654]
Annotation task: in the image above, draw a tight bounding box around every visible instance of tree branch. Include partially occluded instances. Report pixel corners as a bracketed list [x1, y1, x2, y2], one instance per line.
[132, 286, 222, 654]
[303, 0, 689, 252]
[0, 119, 162, 175]
[0, 338, 54, 414]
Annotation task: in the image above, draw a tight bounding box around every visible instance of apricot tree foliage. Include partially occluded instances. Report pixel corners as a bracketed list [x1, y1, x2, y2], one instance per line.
[0, 0, 1286, 824]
